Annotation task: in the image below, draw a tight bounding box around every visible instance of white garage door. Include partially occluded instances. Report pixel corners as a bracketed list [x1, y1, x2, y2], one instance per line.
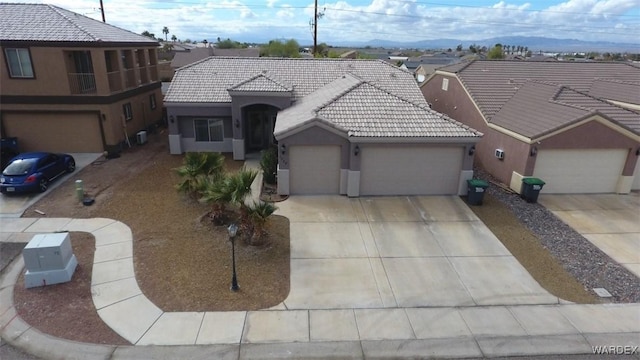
[360, 146, 463, 195]
[533, 149, 627, 193]
[289, 145, 341, 194]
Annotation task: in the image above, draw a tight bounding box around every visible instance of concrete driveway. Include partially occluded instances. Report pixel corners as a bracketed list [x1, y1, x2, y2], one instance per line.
[276, 195, 558, 308]
[539, 193, 640, 278]
[0, 153, 101, 218]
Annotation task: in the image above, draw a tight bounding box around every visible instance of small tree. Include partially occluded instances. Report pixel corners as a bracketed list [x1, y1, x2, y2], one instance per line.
[260, 146, 278, 185]
[246, 201, 277, 245]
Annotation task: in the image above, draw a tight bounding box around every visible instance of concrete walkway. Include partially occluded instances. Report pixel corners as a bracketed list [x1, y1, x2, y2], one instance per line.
[1, 196, 639, 359]
[539, 193, 640, 278]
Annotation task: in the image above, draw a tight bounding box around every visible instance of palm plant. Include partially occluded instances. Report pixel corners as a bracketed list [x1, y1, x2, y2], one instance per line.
[199, 174, 231, 224]
[246, 201, 277, 245]
[174, 152, 225, 198]
[162, 26, 169, 41]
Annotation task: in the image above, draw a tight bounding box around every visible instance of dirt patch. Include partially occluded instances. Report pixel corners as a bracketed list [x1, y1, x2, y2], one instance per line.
[466, 192, 600, 304]
[18, 130, 290, 342]
[13, 232, 130, 345]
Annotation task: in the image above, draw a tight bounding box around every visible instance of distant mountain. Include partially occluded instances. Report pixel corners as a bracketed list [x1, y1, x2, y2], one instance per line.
[341, 36, 638, 53]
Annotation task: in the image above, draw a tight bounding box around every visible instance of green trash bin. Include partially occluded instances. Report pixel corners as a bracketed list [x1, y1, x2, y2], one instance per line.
[466, 179, 489, 205]
[521, 177, 545, 203]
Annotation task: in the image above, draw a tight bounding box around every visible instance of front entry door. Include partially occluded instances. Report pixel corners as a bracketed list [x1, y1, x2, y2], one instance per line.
[246, 110, 277, 152]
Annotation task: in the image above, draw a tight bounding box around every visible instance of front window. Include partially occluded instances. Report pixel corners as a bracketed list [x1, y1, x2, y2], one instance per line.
[123, 103, 133, 121]
[5, 48, 34, 78]
[194, 118, 224, 142]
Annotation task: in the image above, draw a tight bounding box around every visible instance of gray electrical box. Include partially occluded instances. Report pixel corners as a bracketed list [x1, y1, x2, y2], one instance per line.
[23, 232, 77, 288]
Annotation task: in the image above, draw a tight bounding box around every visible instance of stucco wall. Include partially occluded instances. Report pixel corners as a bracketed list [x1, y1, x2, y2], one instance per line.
[278, 126, 349, 170]
[166, 105, 232, 135]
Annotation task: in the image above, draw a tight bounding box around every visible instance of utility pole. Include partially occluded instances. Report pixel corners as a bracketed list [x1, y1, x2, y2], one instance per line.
[313, 0, 318, 56]
[99, 0, 106, 22]
[309, 0, 324, 57]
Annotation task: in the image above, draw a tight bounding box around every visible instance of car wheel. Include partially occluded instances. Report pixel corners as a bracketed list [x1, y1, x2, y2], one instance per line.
[67, 159, 76, 173]
[39, 178, 48, 192]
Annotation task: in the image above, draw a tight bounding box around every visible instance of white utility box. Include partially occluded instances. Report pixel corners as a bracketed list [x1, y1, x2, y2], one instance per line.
[136, 130, 148, 145]
[23, 232, 77, 288]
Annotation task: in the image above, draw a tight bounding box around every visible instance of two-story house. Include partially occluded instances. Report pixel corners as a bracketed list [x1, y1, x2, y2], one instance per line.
[0, 3, 163, 154]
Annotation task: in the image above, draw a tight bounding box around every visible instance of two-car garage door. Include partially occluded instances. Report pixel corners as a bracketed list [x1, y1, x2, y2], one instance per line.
[360, 146, 463, 195]
[533, 149, 627, 193]
[287, 145, 465, 196]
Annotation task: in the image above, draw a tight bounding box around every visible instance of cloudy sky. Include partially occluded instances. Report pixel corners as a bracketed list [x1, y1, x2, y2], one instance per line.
[9, 0, 640, 45]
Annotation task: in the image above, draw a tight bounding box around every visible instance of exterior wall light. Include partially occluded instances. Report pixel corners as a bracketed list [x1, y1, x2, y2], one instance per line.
[234, 119, 240, 128]
[169, 115, 174, 123]
[468, 146, 475, 156]
[354, 145, 360, 156]
[280, 143, 286, 155]
[530, 146, 538, 157]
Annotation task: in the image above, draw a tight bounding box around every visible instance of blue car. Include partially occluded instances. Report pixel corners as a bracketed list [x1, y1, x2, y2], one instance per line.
[0, 152, 75, 194]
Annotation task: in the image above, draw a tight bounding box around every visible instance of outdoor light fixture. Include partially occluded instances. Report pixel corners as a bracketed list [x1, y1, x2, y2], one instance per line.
[280, 143, 286, 155]
[530, 146, 538, 157]
[234, 119, 240, 128]
[468, 146, 475, 156]
[169, 115, 174, 123]
[354, 145, 360, 156]
[636, 147, 640, 156]
[227, 223, 239, 292]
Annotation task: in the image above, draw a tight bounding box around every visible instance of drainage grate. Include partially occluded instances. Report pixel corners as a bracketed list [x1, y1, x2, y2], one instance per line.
[593, 288, 612, 298]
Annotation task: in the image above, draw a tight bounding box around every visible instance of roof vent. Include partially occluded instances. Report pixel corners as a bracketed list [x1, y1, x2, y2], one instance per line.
[390, 73, 397, 78]
[508, 78, 515, 84]
[262, 70, 267, 74]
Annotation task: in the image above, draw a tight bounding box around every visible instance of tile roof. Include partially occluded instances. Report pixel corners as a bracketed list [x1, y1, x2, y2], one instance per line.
[228, 73, 292, 93]
[275, 74, 481, 139]
[588, 79, 640, 106]
[170, 57, 480, 139]
[165, 57, 426, 104]
[437, 60, 640, 137]
[0, 3, 157, 44]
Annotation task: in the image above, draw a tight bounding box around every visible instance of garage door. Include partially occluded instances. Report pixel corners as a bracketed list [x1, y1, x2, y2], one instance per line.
[360, 146, 463, 195]
[289, 145, 341, 194]
[2, 112, 103, 153]
[533, 149, 626, 193]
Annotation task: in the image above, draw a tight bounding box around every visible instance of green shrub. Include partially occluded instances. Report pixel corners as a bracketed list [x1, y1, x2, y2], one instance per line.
[260, 146, 278, 185]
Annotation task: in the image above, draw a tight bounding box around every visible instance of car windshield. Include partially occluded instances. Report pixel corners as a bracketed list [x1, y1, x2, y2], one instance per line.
[3, 158, 36, 176]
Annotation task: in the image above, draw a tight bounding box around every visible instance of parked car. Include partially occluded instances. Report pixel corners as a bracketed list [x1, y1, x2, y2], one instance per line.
[0, 152, 75, 194]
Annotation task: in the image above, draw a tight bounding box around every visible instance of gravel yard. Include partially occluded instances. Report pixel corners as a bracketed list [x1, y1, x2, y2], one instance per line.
[474, 169, 640, 303]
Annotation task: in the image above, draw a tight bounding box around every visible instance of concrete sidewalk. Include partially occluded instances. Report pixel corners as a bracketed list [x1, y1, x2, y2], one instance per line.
[1, 197, 639, 359]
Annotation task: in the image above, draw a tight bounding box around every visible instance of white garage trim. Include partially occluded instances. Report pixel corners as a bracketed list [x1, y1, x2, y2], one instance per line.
[359, 146, 464, 196]
[632, 156, 640, 191]
[533, 149, 627, 194]
[289, 145, 341, 194]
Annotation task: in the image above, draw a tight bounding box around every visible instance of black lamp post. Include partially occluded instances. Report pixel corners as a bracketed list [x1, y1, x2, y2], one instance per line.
[228, 223, 239, 291]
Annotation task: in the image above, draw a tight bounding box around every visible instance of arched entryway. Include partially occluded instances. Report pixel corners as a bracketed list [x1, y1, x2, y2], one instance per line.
[243, 104, 279, 153]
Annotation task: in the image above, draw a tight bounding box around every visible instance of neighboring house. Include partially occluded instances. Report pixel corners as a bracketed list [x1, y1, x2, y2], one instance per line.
[340, 50, 358, 59]
[421, 60, 640, 194]
[0, 3, 162, 154]
[165, 57, 482, 197]
[170, 47, 259, 70]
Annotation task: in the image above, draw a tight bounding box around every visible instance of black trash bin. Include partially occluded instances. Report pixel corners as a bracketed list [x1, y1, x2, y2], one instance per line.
[466, 179, 489, 205]
[521, 178, 545, 203]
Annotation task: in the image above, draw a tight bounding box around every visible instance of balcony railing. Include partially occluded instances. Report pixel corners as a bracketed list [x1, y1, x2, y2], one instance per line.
[107, 71, 123, 92]
[148, 65, 158, 82]
[138, 66, 149, 84]
[123, 68, 136, 89]
[68, 73, 97, 94]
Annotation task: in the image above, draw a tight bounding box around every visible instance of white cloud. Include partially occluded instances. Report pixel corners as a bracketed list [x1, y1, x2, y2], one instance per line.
[2, 0, 638, 46]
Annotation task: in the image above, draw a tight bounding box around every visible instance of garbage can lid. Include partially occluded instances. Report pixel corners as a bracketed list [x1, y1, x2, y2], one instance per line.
[522, 177, 545, 185]
[467, 179, 489, 187]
